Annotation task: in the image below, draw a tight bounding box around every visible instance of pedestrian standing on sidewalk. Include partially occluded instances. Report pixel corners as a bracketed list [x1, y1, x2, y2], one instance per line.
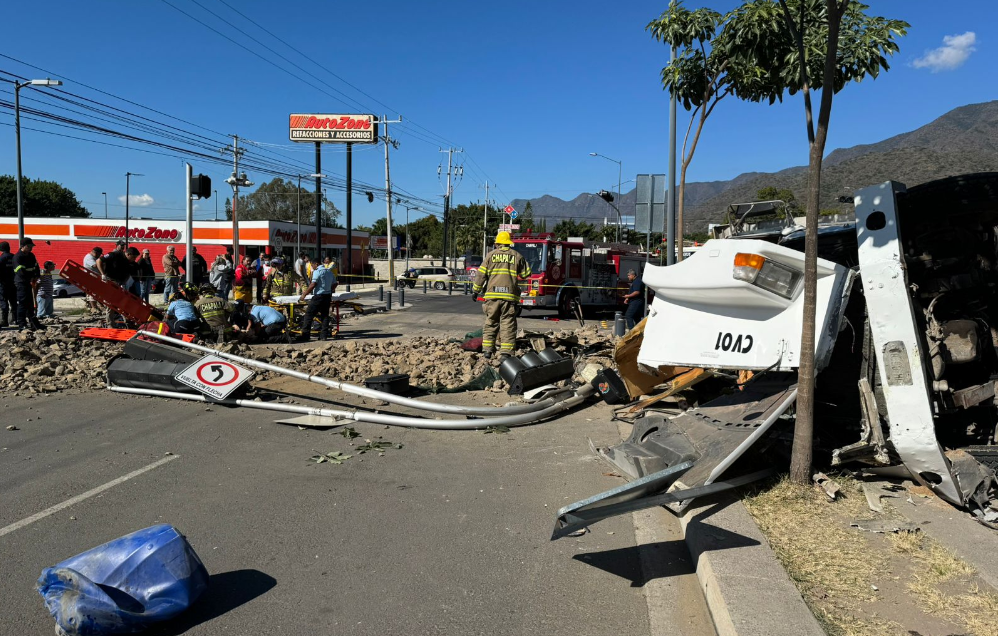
[622, 269, 645, 330]
[162, 246, 181, 303]
[12, 238, 43, 331]
[0, 241, 16, 328]
[210, 255, 234, 299]
[296, 256, 336, 342]
[137, 249, 155, 302]
[36, 261, 56, 319]
[233, 256, 256, 303]
[472, 231, 531, 359]
[82, 246, 103, 314]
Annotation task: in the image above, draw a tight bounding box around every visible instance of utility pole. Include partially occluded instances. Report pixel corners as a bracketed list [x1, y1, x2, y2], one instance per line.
[222, 135, 251, 259]
[439, 147, 463, 268]
[381, 115, 402, 281]
[345, 142, 353, 289]
[314, 143, 321, 259]
[214, 189, 218, 221]
[101, 192, 107, 219]
[666, 45, 678, 265]
[479, 181, 490, 257]
[185, 163, 194, 284]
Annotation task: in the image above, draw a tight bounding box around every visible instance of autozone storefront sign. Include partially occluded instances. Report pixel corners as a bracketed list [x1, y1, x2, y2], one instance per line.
[75, 225, 182, 242]
[289, 114, 378, 143]
[272, 228, 353, 247]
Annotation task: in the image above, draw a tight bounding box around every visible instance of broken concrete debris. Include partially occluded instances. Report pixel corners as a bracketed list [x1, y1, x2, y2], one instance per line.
[0, 324, 123, 394]
[813, 473, 842, 501]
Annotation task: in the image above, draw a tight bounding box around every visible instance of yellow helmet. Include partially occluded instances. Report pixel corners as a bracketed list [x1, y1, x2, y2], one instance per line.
[495, 231, 513, 246]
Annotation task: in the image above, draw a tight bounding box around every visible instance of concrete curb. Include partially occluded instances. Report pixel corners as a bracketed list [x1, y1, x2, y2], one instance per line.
[679, 495, 824, 636]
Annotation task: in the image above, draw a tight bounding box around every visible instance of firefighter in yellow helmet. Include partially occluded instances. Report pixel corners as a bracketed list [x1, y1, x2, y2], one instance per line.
[472, 231, 531, 359]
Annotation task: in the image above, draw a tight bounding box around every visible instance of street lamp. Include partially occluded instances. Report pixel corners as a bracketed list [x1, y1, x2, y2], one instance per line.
[14, 78, 62, 242]
[225, 170, 254, 259]
[297, 173, 324, 258]
[589, 152, 622, 243]
[101, 192, 108, 219]
[124, 172, 144, 248]
[396, 198, 421, 271]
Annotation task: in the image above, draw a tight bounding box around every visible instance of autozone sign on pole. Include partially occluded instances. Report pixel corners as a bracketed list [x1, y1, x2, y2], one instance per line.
[289, 114, 379, 144]
[74, 225, 183, 242]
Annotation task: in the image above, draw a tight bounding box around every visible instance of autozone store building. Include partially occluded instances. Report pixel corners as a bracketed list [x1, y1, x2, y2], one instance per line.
[0, 217, 370, 276]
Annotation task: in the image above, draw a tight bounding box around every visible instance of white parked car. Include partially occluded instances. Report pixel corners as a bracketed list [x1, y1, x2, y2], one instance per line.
[396, 266, 457, 290]
[53, 277, 83, 298]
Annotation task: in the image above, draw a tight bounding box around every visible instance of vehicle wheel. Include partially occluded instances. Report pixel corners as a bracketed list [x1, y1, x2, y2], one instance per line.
[396, 280, 406, 290]
[558, 289, 579, 319]
[57, 290, 68, 298]
[433, 281, 446, 290]
[407, 281, 415, 289]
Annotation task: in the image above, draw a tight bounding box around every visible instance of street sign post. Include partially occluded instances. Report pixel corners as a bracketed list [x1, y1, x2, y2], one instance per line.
[175, 354, 255, 400]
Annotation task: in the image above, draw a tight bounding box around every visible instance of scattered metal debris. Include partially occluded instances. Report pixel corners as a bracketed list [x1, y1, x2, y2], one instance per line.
[484, 425, 511, 434]
[863, 483, 885, 513]
[813, 472, 841, 501]
[850, 519, 920, 533]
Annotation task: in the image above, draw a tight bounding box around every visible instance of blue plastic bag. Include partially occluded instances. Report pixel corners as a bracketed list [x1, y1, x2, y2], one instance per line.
[36, 524, 209, 635]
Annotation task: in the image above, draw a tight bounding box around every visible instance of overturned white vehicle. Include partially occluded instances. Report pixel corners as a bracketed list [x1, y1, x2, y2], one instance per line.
[554, 173, 998, 537]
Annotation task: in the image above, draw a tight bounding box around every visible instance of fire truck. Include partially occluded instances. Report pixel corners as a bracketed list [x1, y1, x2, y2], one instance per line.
[512, 233, 645, 317]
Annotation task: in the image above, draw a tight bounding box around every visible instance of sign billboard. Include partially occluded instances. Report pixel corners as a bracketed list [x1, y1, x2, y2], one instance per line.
[74, 225, 183, 242]
[635, 174, 667, 234]
[371, 236, 399, 250]
[289, 114, 379, 143]
[498, 224, 520, 231]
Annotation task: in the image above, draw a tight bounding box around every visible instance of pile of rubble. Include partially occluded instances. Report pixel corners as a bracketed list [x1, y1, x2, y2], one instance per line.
[245, 325, 616, 391]
[0, 325, 123, 395]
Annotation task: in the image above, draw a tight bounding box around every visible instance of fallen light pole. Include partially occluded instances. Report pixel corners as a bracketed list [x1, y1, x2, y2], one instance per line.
[109, 384, 593, 431]
[135, 330, 575, 417]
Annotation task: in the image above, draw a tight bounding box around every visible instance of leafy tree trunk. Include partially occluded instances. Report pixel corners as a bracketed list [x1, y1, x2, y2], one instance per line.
[789, 0, 847, 485]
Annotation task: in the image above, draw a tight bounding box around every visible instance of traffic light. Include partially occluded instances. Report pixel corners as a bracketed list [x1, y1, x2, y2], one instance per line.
[190, 174, 212, 199]
[597, 190, 614, 203]
[366, 191, 375, 203]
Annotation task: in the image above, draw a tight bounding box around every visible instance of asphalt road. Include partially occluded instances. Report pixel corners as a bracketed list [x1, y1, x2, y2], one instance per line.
[0, 385, 713, 635]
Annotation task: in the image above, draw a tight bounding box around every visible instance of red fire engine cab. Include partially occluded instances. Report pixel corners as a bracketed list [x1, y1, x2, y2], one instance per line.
[512, 233, 645, 317]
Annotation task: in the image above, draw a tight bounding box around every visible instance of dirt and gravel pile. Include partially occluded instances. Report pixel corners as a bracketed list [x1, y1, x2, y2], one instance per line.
[0, 324, 123, 395]
[242, 325, 615, 390]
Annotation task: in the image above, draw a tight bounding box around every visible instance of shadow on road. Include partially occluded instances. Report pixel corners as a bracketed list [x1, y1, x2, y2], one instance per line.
[573, 540, 696, 587]
[148, 569, 277, 635]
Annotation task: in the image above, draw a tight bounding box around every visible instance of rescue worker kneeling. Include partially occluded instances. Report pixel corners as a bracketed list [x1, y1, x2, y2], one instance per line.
[230, 300, 288, 344]
[165, 284, 200, 335]
[194, 283, 232, 343]
[472, 231, 531, 359]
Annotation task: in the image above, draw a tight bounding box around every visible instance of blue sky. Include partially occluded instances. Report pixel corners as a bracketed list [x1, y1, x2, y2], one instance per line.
[1, 1, 994, 225]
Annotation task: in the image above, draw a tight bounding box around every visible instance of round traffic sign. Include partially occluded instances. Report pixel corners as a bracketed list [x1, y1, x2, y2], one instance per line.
[195, 361, 241, 387]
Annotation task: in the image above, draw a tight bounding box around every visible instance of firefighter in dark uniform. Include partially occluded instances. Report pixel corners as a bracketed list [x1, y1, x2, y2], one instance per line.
[262, 257, 302, 303]
[472, 231, 531, 359]
[0, 241, 15, 328]
[12, 237, 43, 331]
[195, 283, 232, 343]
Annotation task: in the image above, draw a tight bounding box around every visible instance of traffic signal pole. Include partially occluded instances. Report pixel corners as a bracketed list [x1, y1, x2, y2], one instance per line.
[346, 142, 353, 290]
[315, 142, 322, 260]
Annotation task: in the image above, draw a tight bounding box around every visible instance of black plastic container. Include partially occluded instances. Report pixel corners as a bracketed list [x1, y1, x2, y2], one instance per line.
[365, 373, 411, 395]
[537, 348, 562, 364]
[520, 352, 543, 368]
[592, 369, 630, 405]
[498, 357, 527, 386]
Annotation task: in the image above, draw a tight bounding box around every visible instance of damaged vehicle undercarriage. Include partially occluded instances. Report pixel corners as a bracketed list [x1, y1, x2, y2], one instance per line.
[555, 172, 998, 537]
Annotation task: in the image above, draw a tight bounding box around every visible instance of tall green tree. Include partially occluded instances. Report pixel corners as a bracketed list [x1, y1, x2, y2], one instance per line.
[0, 175, 89, 218]
[228, 178, 341, 227]
[647, 2, 777, 260]
[551, 219, 602, 242]
[724, 0, 907, 483]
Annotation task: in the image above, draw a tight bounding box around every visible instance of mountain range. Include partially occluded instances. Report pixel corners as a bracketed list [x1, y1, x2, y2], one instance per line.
[511, 100, 998, 230]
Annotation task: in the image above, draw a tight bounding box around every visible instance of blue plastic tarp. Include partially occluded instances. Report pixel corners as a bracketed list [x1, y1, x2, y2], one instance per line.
[36, 524, 209, 635]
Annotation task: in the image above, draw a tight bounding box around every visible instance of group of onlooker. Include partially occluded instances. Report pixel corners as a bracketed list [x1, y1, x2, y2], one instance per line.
[0, 237, 54, 330]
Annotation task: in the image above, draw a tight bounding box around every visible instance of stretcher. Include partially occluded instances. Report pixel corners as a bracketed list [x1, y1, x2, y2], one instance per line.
[269, 292, 359, 338]
[60, 259, 163, 326]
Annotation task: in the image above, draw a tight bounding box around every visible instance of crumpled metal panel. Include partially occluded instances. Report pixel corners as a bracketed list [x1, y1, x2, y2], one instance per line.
[855, 181, 963, 505]
[599, 378, 798, 513]
[636, 239, 854, 372]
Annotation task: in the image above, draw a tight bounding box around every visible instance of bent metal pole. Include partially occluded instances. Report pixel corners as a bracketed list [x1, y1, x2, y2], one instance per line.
[136, 331, 567, 416]
[108, 385, 594, 431]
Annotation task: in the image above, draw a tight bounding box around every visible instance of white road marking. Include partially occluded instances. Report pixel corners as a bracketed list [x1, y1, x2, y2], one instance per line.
[0, 455, 179, 538]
